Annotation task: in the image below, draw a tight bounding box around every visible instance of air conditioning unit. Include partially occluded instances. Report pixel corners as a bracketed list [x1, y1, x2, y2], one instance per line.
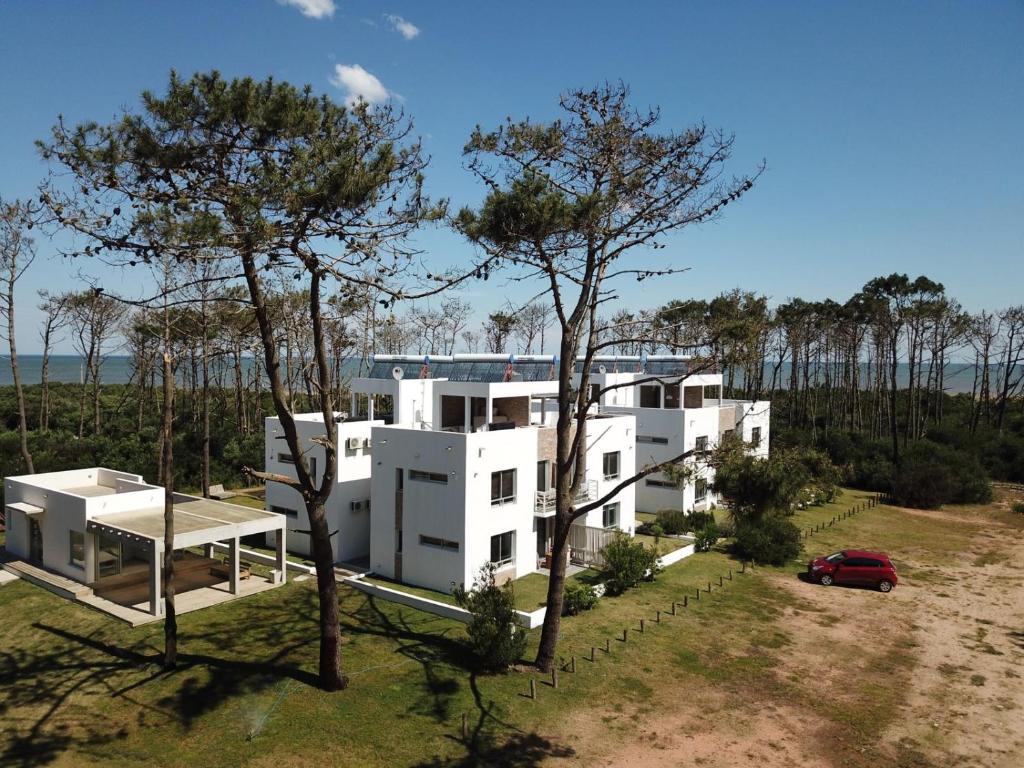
[347, 436, 362, 451]
[350, 499, 371, 512]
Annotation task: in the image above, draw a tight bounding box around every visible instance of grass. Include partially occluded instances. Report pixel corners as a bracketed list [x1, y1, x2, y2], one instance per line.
[362, 569, 602, 613]
[0, 487, 997, 767]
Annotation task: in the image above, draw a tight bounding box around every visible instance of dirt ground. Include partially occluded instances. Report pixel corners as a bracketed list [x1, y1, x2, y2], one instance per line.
[554, 498, 1024, 768]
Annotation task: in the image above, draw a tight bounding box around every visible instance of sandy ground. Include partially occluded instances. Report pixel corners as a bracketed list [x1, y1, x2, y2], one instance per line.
[554, 503, 1024, 768]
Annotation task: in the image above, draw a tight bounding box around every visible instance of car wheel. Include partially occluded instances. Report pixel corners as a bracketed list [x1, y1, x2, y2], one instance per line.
[819, 573, 833, 586]
[878, 579, 893, 593]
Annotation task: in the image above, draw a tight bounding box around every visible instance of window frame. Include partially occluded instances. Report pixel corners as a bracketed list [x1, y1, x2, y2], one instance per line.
[490, 468, 517, 505]
[603, 451, 621, 480]
[602, 502, 620, 529]
[419, 534, 460, 552]
[490, 530, 515, 567]
[694, 478, 708, 502]
[751, 427, 762, 447]
[69, 530, 85, 568]
[410, 469, 449, 484]
[695, 435, 709, 453]
[637, 435, 669, 445]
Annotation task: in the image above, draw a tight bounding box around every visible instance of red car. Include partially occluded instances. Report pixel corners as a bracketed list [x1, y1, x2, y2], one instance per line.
[807, 550, 898, 592]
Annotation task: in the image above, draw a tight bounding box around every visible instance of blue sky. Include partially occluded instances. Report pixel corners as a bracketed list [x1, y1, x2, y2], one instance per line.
[1, 0, 1022, 352]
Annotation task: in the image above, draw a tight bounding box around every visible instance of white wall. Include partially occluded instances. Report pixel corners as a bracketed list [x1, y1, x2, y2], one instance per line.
[4, 476, 90, 583]
[264, 416, 378, 562]
[370, 427, 469, 593]
[574, 415, 637, 534]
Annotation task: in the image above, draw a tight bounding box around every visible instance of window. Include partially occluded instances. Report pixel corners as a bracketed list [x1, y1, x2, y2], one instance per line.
[491, 469, 516, 505]
[637, 435, 669, 445]
[703, 384, 721, 401]
[663, 383, 680, 409]
[270, 505, 298, 518]
[602, 502, 620, 529]
[751, 427, 762, 447]
[537, 461, 552, 492]
[410, 469, 449, 484]
[420, 534, 459, 551]
[695, 478, 707, 502]
[639, 384, 661, 408]
[69, 530, 85, 568]
[645, 478, 677, 488]
[603, 451, 620, 480]
[490, 531, 515, 567]
[695, 435, 709, 453]
[590, 383, 601, 405]
[278, 452, 294, 464]
[722, 429, 735, 441]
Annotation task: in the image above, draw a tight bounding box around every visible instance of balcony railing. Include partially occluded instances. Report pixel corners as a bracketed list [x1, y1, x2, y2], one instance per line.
[534, 479, 598, 516]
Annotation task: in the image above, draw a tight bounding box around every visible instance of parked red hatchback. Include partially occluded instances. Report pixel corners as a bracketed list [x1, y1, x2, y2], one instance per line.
[807, 550, 898, 592]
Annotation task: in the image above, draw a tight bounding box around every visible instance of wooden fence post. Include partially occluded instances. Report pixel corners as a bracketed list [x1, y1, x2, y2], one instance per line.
[570, 655, 576, 673]
[530, 679, 536, 699]
[605, 638, 610, 653]
[552, 668, 558, 689]
[684, 595, 688, 607]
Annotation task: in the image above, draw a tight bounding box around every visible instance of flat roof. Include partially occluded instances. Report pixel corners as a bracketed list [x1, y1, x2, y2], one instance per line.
[89, 496, 283, 549]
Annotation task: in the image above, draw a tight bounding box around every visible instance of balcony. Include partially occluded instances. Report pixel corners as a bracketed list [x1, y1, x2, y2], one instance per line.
[534, 479, 598, 517]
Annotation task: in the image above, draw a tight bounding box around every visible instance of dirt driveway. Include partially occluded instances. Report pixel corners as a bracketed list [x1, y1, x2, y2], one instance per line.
[555, 497, 1024, 768]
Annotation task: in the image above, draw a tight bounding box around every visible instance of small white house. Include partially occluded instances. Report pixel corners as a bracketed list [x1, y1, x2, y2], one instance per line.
[3, 467, 286, 618]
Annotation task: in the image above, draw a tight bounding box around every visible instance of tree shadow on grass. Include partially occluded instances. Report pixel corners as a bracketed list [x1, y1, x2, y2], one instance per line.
[340, 592, 575, 767]
[0, 586, 322, 766]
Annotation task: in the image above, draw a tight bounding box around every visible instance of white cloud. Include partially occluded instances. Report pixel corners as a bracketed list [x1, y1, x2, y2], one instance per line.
[330, 64, 391, 106]
[385, 13, 420, 40]
[279, 0, 335, 20]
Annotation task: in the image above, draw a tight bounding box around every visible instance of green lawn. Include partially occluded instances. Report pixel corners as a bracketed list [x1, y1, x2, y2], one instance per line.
[362, 568, 602, 613]
[0, 488, 990, 767]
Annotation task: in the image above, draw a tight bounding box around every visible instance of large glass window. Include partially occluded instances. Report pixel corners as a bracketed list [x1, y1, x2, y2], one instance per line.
[603, 451, 620, 480]
[536, 461, 551, 492]
[490, 531, 515, 566]
[602, 503, 620, 529]
[69, 530, 85, 568]
[751, 427, 762, 447]
[695, 435, 709, 453]
[97, 534, 122, 578]
[637, 435, 669, 445]
[491, 469, 516, 505]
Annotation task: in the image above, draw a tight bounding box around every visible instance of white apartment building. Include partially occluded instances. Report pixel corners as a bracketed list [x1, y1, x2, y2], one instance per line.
[263, 353, 768, 593]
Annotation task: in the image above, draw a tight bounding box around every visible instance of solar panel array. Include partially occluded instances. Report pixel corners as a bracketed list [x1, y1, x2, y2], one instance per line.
[364, 356, 691, 381]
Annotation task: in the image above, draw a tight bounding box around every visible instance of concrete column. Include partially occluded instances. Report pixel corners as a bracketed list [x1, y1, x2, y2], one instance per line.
[150, 542, 164, 616]
[84, 532, 97, 585]
[368, 396, 375, 422]
[463, 396, 471, 434]
[274, 528, 287, 584]
[350, 391, 357, 417]
[203, 542, 214, 559]
[485, 394, 493, 429]
[228, 537, 240, 594]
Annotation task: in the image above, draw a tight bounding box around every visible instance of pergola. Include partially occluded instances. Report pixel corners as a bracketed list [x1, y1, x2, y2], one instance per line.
[86, 495, 287, 616]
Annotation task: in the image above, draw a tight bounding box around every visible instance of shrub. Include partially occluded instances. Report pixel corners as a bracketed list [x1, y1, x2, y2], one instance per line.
[648, 522, 665, 538]
[693, 522, 718, 552]
[891, 442, 993, 509]
[600, 532, 661, 595]
[562, 580, 599, 615]
[1012, 501, 1024, 515]
[685, 510, 716, 532]
[655, 509, 688, 535]
[452, 564, 527, 671]
[731, 515, 802, 566]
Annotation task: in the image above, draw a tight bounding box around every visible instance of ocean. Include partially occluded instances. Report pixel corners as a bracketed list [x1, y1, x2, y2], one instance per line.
[0, 354, 1006, 395]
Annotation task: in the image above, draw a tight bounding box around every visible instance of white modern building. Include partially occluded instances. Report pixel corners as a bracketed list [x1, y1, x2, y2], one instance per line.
[262, 353, 768, 594]
[3, 467, 286, 620]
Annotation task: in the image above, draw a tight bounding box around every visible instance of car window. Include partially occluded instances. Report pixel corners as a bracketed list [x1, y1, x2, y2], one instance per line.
[825, 552, 845, 563]
[843, 557, 866, 567]
[867, 558, 885, 568]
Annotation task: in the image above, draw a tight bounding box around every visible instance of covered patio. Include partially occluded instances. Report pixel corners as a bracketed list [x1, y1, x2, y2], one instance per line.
[86, 494, 287, 619]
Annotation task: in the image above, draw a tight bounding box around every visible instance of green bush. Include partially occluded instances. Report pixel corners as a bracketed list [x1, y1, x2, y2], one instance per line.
[654, 509, 688, 535]
[891, 442, 993, 509]
[685, 510, 716, 531]
[648, 522, 665, 538]
[452, 564, 527, 671]
[600, 532, 661, 595]
[1012, 501, 1024, 515]
[693, 522, 718, 552]
[731, 515, 802, 566]
[562, 580, 599, 615]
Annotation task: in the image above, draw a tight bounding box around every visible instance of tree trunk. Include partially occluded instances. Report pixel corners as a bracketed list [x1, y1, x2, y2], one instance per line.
[162, 345, 178, 668]
[5, 275, 34, 473]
